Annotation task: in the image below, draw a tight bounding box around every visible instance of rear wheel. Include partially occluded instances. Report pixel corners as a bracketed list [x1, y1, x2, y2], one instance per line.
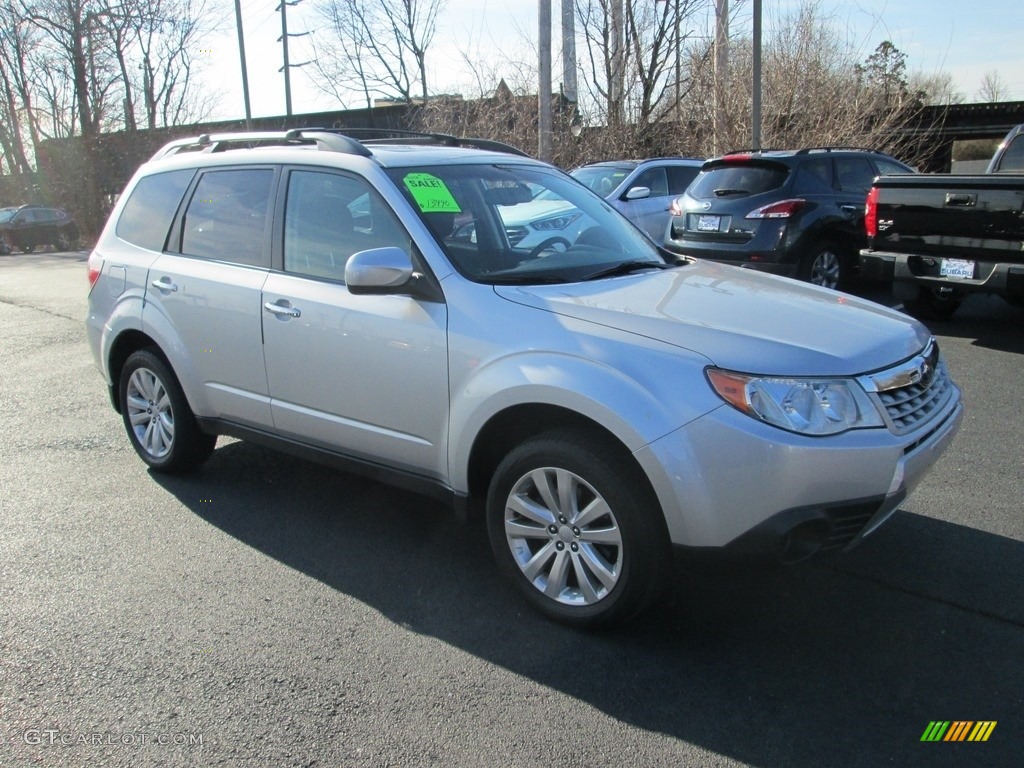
[486, 429, 670, 628]
[20, 243, 33, 254]
[55, 231, 76, 251]
[119, 349, 216, 472]
[799, 241, 845, 290]
[903, 287, 962, 321]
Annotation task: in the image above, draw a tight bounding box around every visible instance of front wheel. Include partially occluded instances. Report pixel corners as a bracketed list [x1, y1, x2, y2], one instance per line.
[55, 231, 76, 251]
[799, 241, 845, 290]
[486, 430, 670, 628]
[119, 349, 216, 472]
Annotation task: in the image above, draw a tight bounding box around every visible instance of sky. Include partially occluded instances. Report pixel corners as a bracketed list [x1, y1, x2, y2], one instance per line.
[207, 0, 1024, 122]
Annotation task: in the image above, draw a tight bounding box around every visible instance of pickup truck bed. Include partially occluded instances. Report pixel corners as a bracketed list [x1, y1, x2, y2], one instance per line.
[860, 173, 1024, 319]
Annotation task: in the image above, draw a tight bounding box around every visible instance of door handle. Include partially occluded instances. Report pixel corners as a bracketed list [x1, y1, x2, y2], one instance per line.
[263, 301, 301, 318]
[944, 193, 976, 207]
[839, 204, 860, 214]
[150, 278, 178, 292]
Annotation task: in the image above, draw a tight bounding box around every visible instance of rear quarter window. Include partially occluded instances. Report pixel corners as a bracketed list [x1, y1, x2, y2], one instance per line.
[993, 135, 1024, 172]
[688, 163, 789, 199]
[116, 169, 195, 251]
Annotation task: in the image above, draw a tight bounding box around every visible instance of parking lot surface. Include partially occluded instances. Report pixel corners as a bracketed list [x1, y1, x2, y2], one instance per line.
[1, 251, 1020, 767]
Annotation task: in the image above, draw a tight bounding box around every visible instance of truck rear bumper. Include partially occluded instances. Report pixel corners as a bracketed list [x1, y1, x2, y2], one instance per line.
[860, 249, 1024, 298]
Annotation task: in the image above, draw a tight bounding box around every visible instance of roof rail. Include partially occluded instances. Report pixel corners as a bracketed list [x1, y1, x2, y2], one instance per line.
[149, 129, 373, 161]
[330, 127, 531, 157]
[794, 146, 884, 155]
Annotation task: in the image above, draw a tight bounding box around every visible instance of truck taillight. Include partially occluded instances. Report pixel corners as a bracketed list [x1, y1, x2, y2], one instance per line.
[865, 187, 879, 239]
[87, 251, 103, 291]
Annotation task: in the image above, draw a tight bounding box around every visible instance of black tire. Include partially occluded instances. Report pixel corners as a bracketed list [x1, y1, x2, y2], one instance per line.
[0, 235, 11, 255]
[1003, 296, 1024, 310]
[20, 243, 34, 254]
[903, 287, 962, 321]
[799, 240, 846, 290]
[55, 231, 75, 251]
[118, 349, 216, 472]
[485, 429, 671, 628]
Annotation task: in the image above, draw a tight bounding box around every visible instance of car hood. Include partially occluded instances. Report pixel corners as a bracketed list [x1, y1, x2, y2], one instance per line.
[499, 199, 578, 227]
[494, 260, 930, 376]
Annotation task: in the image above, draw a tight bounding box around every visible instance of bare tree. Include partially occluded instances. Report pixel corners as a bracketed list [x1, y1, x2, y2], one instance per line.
[311, 0, 445, 106]
[978, 70, 1007, 102]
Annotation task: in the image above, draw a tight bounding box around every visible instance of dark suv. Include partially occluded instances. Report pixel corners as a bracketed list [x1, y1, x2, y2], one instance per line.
[662, 148, 914, 289]
[0, 204, 79, 254]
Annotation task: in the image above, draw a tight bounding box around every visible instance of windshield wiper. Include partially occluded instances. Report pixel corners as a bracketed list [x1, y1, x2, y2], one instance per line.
[581, 261, 672, 281]
[484, 274, 570, 285]
[714, 188, 749, 197]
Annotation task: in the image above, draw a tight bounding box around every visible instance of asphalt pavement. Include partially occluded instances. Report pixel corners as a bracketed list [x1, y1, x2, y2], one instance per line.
[1, 251, 1020, 767]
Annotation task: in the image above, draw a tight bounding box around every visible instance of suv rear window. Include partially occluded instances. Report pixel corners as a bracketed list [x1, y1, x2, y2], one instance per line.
[688, 161, 789, 199]
[116, 169, 194, 251]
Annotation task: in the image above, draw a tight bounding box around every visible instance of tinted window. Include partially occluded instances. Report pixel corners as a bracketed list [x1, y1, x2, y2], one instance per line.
[667, 166, 700, 194]
[994, 135, 1024, 172]
[117, 170, 194, 251]
[794, 157, 834, 194]
[835, 157, 876, 194]
[633, 167, 669, 197]
[874, 158, 913, 176]
[284, 170, 410, 282]
[571, 165, 634, 197]
[180, 169, 273, 266]
[688, 162, 789, 199]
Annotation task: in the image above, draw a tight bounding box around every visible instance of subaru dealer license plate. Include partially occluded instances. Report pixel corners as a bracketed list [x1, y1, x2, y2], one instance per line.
[940, 258, 975, 279]
[696, 215, 721, 232]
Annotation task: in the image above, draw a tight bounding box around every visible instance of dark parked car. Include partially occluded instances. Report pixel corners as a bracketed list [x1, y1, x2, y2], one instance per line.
[662, 148, 914, 289]
[0, 204, 79, 254]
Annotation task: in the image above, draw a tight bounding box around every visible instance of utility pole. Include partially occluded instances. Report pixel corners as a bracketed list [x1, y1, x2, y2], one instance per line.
[714, 0, 729, 153]
[278, 0, 311, 117]
[752, 0, 762, 149]
[234, 0, 252, 129]
[539, 0, 553, 161]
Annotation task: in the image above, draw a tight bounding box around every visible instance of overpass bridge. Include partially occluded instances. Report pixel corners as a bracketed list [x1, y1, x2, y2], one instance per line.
[906, 101, 1024, 171]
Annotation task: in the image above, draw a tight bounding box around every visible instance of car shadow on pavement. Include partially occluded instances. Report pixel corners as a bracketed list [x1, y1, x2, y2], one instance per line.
[912, 294, 1024, 355]
[153, 441, 1022, 768]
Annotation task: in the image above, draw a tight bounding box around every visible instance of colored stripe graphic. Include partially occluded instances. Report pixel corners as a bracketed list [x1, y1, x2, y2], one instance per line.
[921, 721, 996, 742]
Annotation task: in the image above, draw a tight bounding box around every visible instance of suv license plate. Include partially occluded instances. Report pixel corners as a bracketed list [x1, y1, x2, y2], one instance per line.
[940, 258, 975, 279]
[696, 215, 721, 232]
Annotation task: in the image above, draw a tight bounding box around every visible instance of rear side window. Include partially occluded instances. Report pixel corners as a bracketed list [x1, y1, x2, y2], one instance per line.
[794, 157, 834, 194]
[180, 169, 274, 266]
[993, 135, 1024, 172]
[116, 170, 194, 251]
[667, 165, 700, 194]
[688, 162, 789, 199]
[874, 158, 913, 176]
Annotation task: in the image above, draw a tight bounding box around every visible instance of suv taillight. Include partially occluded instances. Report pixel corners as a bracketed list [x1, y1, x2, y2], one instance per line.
[865, 187, 879, 239]
[87, 252, 102, 291]
[746, 199, 805, 219]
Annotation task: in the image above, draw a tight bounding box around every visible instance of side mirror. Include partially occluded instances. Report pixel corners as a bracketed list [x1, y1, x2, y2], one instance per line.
[624, 186, 651, 201]
[345, 247, 414, 293]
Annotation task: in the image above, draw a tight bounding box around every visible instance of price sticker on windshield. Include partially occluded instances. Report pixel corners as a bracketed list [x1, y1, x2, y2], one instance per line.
[403, 173, 462, 213]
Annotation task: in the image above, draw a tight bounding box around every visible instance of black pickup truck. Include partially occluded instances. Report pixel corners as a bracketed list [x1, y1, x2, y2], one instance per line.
[860, 124, 1024, 319]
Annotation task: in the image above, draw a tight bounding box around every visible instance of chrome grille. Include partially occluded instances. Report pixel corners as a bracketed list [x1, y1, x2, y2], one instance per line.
[860, 341, 956, 436]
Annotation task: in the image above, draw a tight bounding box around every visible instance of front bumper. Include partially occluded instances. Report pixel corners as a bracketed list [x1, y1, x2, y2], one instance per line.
[634, 388, 963, 558]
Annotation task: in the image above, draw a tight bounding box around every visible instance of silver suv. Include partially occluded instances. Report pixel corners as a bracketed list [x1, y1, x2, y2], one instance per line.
[86, 130, 963, 627]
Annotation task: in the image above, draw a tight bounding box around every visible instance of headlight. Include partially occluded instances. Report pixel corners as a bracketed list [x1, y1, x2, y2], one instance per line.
[706, 368, 884, 436]
[531, 212, 581, 231]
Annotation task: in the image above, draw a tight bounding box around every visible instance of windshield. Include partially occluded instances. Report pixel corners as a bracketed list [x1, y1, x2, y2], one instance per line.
[570, 164, 634, 197]
[0, 208, 16, 223]
[387, 163, 667, 284]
